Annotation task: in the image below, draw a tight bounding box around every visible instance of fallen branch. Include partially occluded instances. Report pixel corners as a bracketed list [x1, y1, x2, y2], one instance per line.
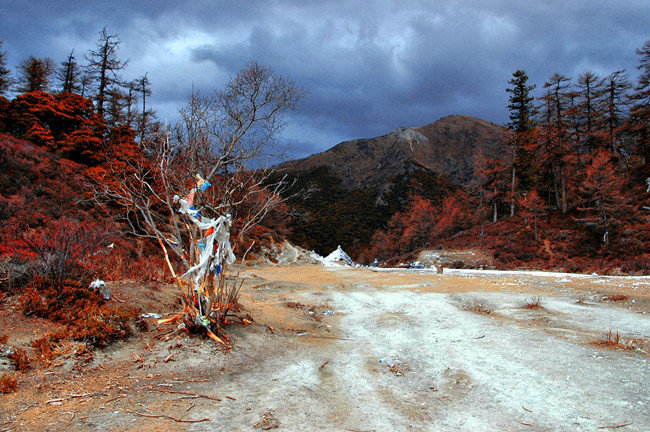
[297, 333, 354, 341]
[319, 360, 330, 371]
[520, 422, 533, 426]
[522, 406, 532, 412]
[156, 389, 222, 401]
[126, 409, 210, 423]
[598, 423, 633, 430]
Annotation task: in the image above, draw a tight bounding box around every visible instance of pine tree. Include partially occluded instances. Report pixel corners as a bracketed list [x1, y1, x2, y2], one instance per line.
[506, 69, 537, 216]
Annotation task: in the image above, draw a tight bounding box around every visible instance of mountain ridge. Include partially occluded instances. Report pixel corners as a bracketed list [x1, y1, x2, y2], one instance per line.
[281, 114, 505, 189]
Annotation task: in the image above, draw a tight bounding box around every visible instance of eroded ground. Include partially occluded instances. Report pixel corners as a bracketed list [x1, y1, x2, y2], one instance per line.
[1, 265, 649, 431]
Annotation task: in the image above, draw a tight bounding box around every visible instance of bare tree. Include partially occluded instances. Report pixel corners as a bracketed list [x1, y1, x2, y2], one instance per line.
[57, 49, 82, 94]
[85, 28, 128, 118]
[136, 73, 152, 145]
[16, 56, 54, 93]
[92, 62, 304, 344]
[0, 41, 13, 96]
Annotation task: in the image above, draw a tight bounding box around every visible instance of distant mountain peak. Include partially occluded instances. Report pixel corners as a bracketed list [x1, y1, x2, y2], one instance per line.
[282, 114, 505, 189]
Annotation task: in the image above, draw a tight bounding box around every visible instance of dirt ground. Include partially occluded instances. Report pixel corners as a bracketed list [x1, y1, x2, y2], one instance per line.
[1, 264, 649, 431]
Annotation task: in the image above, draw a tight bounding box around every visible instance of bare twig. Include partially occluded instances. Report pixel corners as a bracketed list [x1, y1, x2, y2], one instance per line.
[126, 409, 210, 423]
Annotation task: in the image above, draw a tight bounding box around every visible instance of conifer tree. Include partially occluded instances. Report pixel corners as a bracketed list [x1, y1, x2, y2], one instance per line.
[506, 69, 536, 216]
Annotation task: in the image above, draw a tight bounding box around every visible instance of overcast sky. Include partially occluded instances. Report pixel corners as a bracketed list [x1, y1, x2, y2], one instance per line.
[1, 1, 648, 159]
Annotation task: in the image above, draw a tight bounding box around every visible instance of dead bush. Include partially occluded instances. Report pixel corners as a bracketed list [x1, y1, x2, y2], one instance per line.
[601, 294, 628, 302]
[462, 298, 492, 315]
[523, 296, 543, 309]
[19, 218, 109, 289]
[593, 330, 644, 351]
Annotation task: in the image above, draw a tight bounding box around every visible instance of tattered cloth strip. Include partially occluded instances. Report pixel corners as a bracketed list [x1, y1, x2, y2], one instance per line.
[180, 214, 236, 290]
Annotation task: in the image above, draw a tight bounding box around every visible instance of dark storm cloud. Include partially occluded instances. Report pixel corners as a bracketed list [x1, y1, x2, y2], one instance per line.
[1, 1, 648, 159]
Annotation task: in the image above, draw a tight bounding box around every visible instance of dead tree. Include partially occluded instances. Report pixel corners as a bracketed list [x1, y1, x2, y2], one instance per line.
[92, 62, 304, 345]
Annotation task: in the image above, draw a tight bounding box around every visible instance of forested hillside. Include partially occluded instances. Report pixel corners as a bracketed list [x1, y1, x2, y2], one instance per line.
[281, 43, 650, 273]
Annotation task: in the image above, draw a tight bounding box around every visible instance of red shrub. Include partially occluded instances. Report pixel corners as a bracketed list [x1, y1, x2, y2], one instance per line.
[0, 373, 18, 394]
[7, 348, 31, 371]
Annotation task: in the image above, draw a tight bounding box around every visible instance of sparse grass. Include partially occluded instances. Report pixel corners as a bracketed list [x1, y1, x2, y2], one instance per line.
[461, 298, 491, 315]
[285, 301, 324, 321]
[523, 296, 543, 309]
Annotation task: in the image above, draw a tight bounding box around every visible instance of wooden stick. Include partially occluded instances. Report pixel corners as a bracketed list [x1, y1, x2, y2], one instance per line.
[156, 389, 222, 401]
[319, 360, 330, 371]
[157, 315, 180, 325]
[519, 422, 533, 426]
[522, 406, 532, 412]
[206, 329, 227, 347]
[126, 409, 210, 423]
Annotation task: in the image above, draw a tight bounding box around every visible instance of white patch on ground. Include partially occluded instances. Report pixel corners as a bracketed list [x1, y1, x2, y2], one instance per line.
[189, 267, 649, 431]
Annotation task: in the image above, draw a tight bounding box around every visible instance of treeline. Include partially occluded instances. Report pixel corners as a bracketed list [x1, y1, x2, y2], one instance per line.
[363, 41, 649, 273]
[0, 28, 158, 155]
